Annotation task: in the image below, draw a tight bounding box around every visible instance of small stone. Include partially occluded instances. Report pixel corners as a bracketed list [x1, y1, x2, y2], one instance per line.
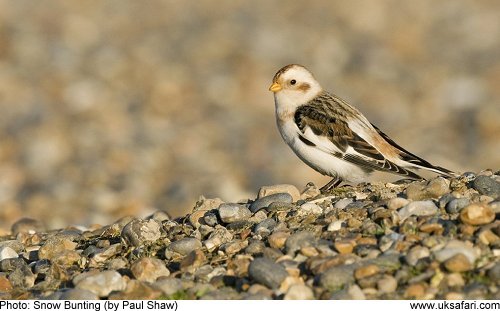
[74, 270, 126, 297]
[38, 237, 78, 260]
[377, 275, 397, 294]
[459, 203, 495, 225]
[354, 264, 380, 280]
[180, 249, 206, 272]
[334, 198, 353, 210]
[131, 257, 170, 282]
[267, 201, 295, 212]
[329, 284, 365, 300]
[0, 241, 24, 253]
[405, 178, 450, 200]
[0, 275, 13, 291]
[298, 202, 322, 215]
[254, 219, 277, 236]
[59, 289, 99, 300]
[405, 246, 430, 266]
[245, 241, 266, 255]
[248, 258, 288, 289]
[121, 219, 162, 247]
[445, 198, 470, 213]
[169, 238, 202, 256]
[319, 265, 356, 290]
[268, 231, 290, 249]
[487, 263, 500, 282]
[108, 279, 162, 300]
[250, 193, 293, 213]
[419, 223, 443, 234]
[446, 273, 465, 287]
[398, 200, 438, 221]
[153, 278, 184, 296]
[11, 218, 45, 234]
[220, 239, 248, 255]
[300, 246, 319, 257]
[204, 226, 233, 252]
[52, 250, 82, 267]
[404, 283, 426, 299]
[218, 203, 252, 223]
[327, 220, 344, 232]
[334, 240, 355, 254]
[444, 253, 473, 272]
[258, 184, 300, 202]
[203, 211, 219, 227]
[478, 229, 499, 245]
[445, 292, 464, 300]
[387, 197, 409, 210]
[188, 197, 224, 228]
[0, 246, 18, 261]
[473, 175, 500, 198]
[434, 240, 479, 264]
[284, 284, 314, 300]
[285, 231, 316, 255]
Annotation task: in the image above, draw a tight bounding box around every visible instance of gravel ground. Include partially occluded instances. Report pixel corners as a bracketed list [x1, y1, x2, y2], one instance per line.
[0, 171, 498, 299]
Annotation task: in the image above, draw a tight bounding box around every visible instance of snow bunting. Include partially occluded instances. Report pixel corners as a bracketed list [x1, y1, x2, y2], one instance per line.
[269, 64, 456, 190]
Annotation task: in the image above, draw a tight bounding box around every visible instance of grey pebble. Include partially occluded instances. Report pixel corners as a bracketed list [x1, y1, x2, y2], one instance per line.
[398, 200, 438, 221]
[74, 270, 126, 297]
[169, 238, 202, 256]
[248, 257, 288, 289]
[203, 211, 219, 227]
[218, 203, 252, 223]
[59, 288, 99, 300]
[245, 241, 266, 255]
[153, 278, 184, 296]
[250, 193, 292, 213]
[267, 201, 295, 212]
[121, 219, 162, 247]
[446, 197, 470, 213]
[473, 175, 500, 199]
[319, 265, 356, 290]
[253, 218, 277, 236]
[0, 240, 25, 253]
[487, 262, 500, 282]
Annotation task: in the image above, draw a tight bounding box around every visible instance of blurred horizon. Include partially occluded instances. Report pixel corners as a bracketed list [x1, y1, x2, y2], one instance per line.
[0, 0, 499, 231]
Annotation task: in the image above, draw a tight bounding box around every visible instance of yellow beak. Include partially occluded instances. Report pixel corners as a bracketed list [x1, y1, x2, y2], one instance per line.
[268, 82, 282, 93]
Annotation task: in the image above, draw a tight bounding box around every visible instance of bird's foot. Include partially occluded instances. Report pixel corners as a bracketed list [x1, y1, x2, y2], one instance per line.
[320, 177, 343, 192]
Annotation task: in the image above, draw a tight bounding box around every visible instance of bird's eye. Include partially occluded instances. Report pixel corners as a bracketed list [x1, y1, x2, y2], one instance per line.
[290, 79, 296, 85]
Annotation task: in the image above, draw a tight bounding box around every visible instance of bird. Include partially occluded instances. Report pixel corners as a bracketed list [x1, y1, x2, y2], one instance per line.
[268, 64, 457, 191]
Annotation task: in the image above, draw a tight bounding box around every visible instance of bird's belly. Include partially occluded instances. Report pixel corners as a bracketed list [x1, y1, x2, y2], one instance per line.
[278, 120, 367, 182]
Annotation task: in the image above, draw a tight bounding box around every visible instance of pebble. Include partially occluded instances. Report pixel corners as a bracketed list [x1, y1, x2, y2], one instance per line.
[188, 197, 224, 228]
[398, 200, 438, 221]
[73, 270, 127, 297]
[459, 203, 495, 225]
[253, 218, 277, 236]
[434, 240, 479, 263]
[285, 231, 316, 255]
[327, 220, 344, 232]
[1, 258, 35, 288]
[153, 278, 184, 296]
[284, 284, 314, 300]
[334, 198, 354, 210]
[334, 240, 354, 254]
[0, 246, 18, 261]
[405, 177, 450, 200]
[248, 258, 288, 289]
[377, 275, 398, 293]
[258, 184, 301, 202]
[298, 202, 322, 215]
[354, 264, 379, 279]
[169, 238, 202, 255]
[180, 249, 206, 272]
[204, 226, 233, 252]
[59, 289, 99, 300]
[121, 219, 162, 247]
[0, 240, 24, 253]
[473, 175, 500, 198]
[268, 231, 290, 249]
[444, 254, 473, 272]
[329, 284, 366, 300]
[38, 237, 78, 260]
[250, 193, 293, 213]
[0, 276, 13, 292]
[387, 197, 409, 210]
[405, 246, 430, 266]
[404, 283, 426, 299]
[446, 198, 470, 213]
[487, 263, 500, 282]
[320, 265, 356, 290]
[130, 257, 170, 282]
[218, 203, 252, 223]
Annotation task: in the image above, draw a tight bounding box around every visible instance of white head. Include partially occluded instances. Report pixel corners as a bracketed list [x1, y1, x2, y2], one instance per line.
[269, 64, 323, 113]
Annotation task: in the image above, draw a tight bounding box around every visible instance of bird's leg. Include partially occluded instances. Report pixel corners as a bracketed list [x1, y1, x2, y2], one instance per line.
[320, 176, 343, 191]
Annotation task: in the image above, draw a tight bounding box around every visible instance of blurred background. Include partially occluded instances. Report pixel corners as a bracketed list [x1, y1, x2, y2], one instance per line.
[0, 0, 498, 231]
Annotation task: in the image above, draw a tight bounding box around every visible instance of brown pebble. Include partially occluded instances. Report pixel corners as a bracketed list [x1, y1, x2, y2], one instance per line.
[180, 249, 206, 272]
[420, 223, 444, 234]
[300, 246, 319, 257]
[444, 253, 473, 272]
[0, 275, 13, 291]
[404, 283, 427, 299]
[478, 229, 499, 245]
[354, 264, 380, 280]
[460, 203, 495, 225]
[334, 240, 355, 254]
[268, 231, 290, 249]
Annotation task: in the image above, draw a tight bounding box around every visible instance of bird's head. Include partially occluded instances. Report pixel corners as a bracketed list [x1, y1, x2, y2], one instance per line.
[269, 64, 323, 108]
